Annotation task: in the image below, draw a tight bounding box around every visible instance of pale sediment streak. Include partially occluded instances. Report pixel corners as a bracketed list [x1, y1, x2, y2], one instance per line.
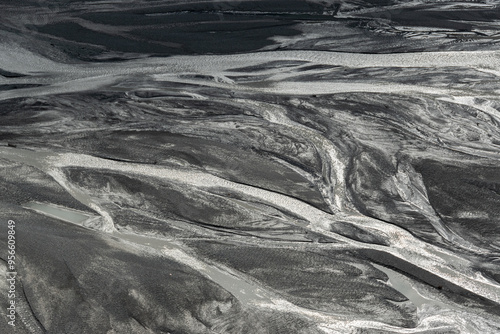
[2, 40, 500, 75]
[136, 50, 500, 73]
